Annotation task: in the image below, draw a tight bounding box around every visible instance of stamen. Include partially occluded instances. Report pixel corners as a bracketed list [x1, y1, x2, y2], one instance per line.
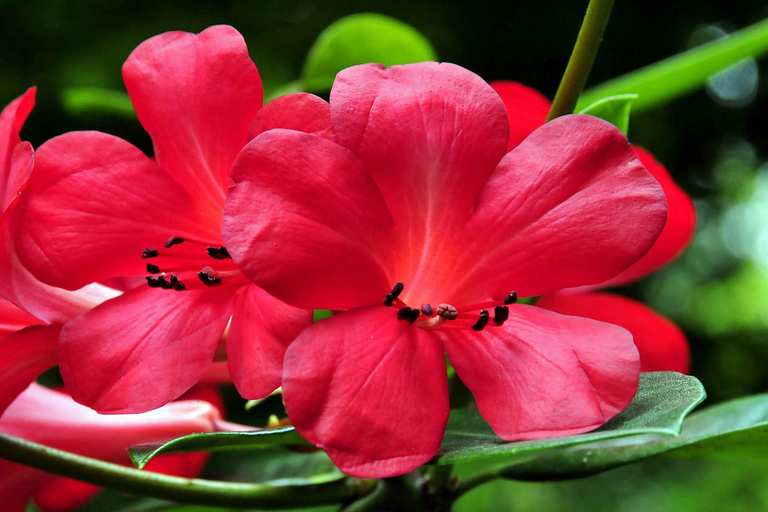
[157, 273, 173, 290]
[165, 236, 186, 248]
[207, 246, 232, 260]
[407, 309, 420, 323]
[397, 306, 413, 321]
[437, 304, 458, 320]
[504, 291, 518, 305]
[493, 306, 509, 326]
[146, 276, 161, 288]
[170, 273, 186, 291]
[471, 310, 490, 331]
[198, 268, 222, 287]
[384, 282, 405, 307]
[142, 248, 159, 259]
[421, 304, 434, 316]
[146, 263, 160, 274]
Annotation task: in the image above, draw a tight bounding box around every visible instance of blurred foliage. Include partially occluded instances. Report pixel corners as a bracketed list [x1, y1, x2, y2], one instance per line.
[4, 0, 768, 510]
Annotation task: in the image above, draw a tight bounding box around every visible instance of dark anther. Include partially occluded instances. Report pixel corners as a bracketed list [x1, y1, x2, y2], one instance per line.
[207, 246, 232, 260]
[471, 310, 490, 331]
[397, 306, 413, 321]
[146, 276, 161, 288]
[407, 309, 420, 323]
[504, 291, 518, 305]
[170, 273, 186, 291]
[165, 236, 185, 248]
[142, 248, 159, 259]
[493, 305, 510, 326]
[436, 303, 458, 320]
[421, 303, 434, 316]
[198, 270, 222, 287]
[157, 274, 173, 290]
[146, 263, 160, 274]
[384, 282, 405, 307]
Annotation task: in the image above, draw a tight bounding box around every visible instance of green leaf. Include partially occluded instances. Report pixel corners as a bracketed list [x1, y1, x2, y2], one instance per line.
[578, 17, 768, 113]
[438, 372, 705, 465]
[62, 87, 135, 118]
[492, 392, 768, 481]
[577, 94, 638, 135]
[301, 13, 437, 92]
[313, 310, 334, 322]
[128, 426, 309, 469]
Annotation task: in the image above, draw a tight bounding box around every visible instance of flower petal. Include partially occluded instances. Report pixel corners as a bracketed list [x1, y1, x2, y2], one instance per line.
[1, 87, 35, 211]
[123, 25, 263, 206]
[15, 131, 216, 290]
[449, 114, 667, 302]
[537, 292, 690, 373]
[223, 129, 395, 310]
[599, 146, 697, 286]
[0, 460, 41, 512]
[283, 307, 449, 477]
[249, 93, 335, 141]
[0, 324, 58, 416]
[0, 295, 40, 335]
[331, 62, 509, 224]
[491, 81, 551, 151]
[442, 304, 640, 440]
[32, 477, 100, 512]
[58, 286, 234, 414]
[227, 283, 312, 399]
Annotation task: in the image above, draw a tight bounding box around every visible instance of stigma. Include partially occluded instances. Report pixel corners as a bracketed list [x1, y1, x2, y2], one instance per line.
[383, 282, 517, 332]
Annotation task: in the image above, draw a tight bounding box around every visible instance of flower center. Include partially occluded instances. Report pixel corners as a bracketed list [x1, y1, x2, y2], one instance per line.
[141, 236, 241, 291]
[384, 282, 516, 331]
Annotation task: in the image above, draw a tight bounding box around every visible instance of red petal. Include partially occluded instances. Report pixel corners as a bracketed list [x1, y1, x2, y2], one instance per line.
[442, 304, 639, 440]
[599, 147, 697, 286]
[331, 61, 509, 229]
[537, 292, 690, 373]
[0, 87, 35, 211]
[32, 477, 100, 512]
[450, 115, 668, 302]
[0, 460, 42, 512]
[223, 130, 395, 310]
[123, 25, 262, 206]
[0, 295, 40, 334]
[491, 81, 551, 151]
[227, 283, 312, 399]
[15, 131, 217, 290]
[249, 93, 335, 142]
[283, 307, 449, 477]
[0, 324, 58, 416]
[58, 286, 234, 413]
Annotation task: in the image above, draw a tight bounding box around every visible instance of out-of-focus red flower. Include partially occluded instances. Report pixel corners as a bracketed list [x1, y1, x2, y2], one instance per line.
[1, 383, 222, 512]
[0, 90, 119, 415]
[14, 26, 312, 414]
[491, 81, 696, 373]
[221, 62, 668, 477]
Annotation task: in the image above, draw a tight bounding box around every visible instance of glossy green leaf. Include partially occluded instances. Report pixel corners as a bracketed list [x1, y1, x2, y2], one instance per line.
[578, 17, 768, 112]
[578, 94, 638, 135]
[438, 372, 705, 465]
[494, 392, 768, 481]
[62, 87, 135, 118]
[128, 426, 309, 469]
[301, 13, 437, 92]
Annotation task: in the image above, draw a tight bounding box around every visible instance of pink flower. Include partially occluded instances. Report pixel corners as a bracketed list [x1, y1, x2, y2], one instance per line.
[492, 81, 696, 373]
[0, 89, 118, 415]
[14, 26, 312, 414]
[1, 383, 221, 512]
[221, 62, 668, 477]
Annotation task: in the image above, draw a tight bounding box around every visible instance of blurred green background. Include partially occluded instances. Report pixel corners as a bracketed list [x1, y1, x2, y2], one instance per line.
[5, 0, 768, 510]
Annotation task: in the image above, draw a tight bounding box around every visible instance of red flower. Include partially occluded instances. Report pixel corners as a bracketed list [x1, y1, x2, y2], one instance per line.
[1, 383, 222, 512]
[14, 26, 312, 414]
[492, 81, 696, 373]
[0, 89, 118, 415]
[221, 62, 668, 477]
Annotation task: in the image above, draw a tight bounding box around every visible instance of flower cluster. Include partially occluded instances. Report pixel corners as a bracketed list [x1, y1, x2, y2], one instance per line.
[1, 22, 695, 498]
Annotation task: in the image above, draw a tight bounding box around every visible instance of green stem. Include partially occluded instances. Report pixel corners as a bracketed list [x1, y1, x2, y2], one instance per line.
[547, 0, 616, 121]
[452, 471, 502, 501]
[0, 434, 363, 508]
